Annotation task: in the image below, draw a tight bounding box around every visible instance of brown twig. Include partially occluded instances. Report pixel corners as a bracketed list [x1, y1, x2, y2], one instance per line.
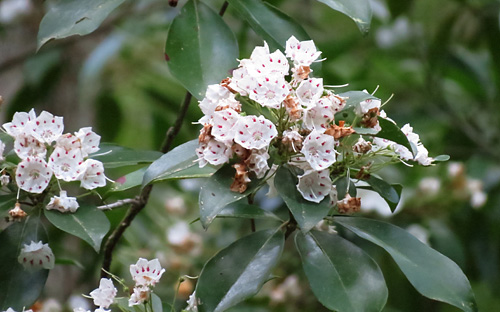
[97, 197, 139, 210]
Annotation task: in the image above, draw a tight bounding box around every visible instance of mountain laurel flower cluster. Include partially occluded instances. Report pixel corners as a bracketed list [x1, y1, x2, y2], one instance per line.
[129, 258, 165, 306]
[196, 36, 436, 208]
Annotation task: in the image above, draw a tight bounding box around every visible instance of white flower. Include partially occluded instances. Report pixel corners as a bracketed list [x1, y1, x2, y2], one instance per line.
[246, 149, 270, 179]
[296, 170, 332, 203]
[1, 173, 10, 186]
[16, 157, 53, 193]
[78, 159, 106, 190]
[3, 308, 17, 312]
[73, 308, 90, 312]
[167, 221, 202, 255]
[211, 108, 240, 143]
[202, 139, 232, 166]
[46, 190, 79, 213]
[282, 129, 303, 152]
[285, 36, 322, 66]
[355, 90, 381, 115]
[302, 99, 334, 131]
[0, 139, 5, 161]
[296, 78, 324, 110]
[301, 130, 336, 170]
[234, 115, 277, 150]
[2, 109, 36, 138]
[185, 292, 199, 312]
[229, 67, 258, 97]
[13, 133, 47, 159]
[94, 309, 110, 312]
[128, 286, 150, 307]
[130, 258, 165, 287]
[18, 240, 55, 270]
[25, 111, 64, 144]
[248, 76, 290, 109]
[48, 147, 84, 182]
[248, 48, 289, 77]
[414, 144, 433, 166]
[75, 127, 101, 157]
[89, 278, 117, 309]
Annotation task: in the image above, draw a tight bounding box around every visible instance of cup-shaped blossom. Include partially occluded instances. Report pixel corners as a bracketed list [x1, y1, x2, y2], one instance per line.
[2, 109, 36, 138]
[355, 91, 381, 116]
[75, 127, 101, 157]
[16, 157, 53, 193]
[285, 36, 322, 66]
[56, 133, 82, 152]
[14, 133, 47, 159]
[77, 159, 106, 190]
[296, 78, 324, 110]
[249, 75, 290, 109]
[302, 100, 334, 131]
[202, 139, 232, 166]
[128, 286, 150, 307]
[25, 111, 64, 144]
[18, 240, 55, 270]
[211, 108, 240, 143]
[130, 258, 165, 287]
[247, 49, 289, 78]
[89, 278, 117, 309]
[301, 130, 337, 171]
[46, 190, 79, 213]
[234, 115, 277, 150]
[48, 147, 84, 182]
[297, 170, 332, 203]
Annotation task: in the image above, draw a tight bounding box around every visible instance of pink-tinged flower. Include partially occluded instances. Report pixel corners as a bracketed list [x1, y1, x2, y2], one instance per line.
[130, 258, 165, 287]
[56, 133, 82, 152]
[128, 286, 150, 307]
[2, 109, 36, 138]
[296, 78, 324, 109]
[75, 127, 100, 156]
[89, 278, 117, 309]
[246, 149, 270, 179]
[301, 130, 336, 170]
[16, 157, 53, 193]
[13, 133, 46, 159]
[249, 76, 290, 109]
[202, 139, 232, 166]
[297, 170, 332, 203]
[285, 36, 322, 66]
[211, 108, 240, 143]
[25, 111, 64, 144]
[78, 159, 106, 190]
[17, 240, 55, 270]
[46, 190, 79, 213]
[48, 147, 84, 182]
[302, 100, 334, 131]
[234, 115, 277, 150]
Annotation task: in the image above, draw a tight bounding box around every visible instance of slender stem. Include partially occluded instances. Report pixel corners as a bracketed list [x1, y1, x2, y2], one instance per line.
[247, 193, 256, 232]
[219, 1, 229, 16]
[97, 197, 138, 210]
[284, 210, 297, 240]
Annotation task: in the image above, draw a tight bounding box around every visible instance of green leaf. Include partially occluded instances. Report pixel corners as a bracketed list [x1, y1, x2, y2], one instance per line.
[92, 143, 163, 168]
[334, 217, 478, 312]
[365, 176, 401, 213]
[335, 175, 356, 199]
[218, 201, 283, 221]
[228, 0, 310, 51]
[199, 165, 260, 229]
[151, 293, 163, 312]
[110, 167, 148, 193]
[37, 0, 126, 50]
[165, 0, 238, 100]
[0, 194, 18, 218]
[275, 166, 331, 233]
[339, 91, 378, 111]
[142, 140, 216, 188]
[316, 0, 373, 34]
[434, 154, 451, 162]
[0, 216, 49, 310]
[296, 230, 387, 312]
[376, 118, 414, 155]
[196, 228, 284, 312]
[44, 204, 110, 252]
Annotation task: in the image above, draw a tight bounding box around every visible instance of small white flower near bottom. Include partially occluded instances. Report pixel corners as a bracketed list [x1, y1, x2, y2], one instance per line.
[18, 240, 55, 270]
[185, 292, 199, 312]
[46, 190, 79, 213]
[89, 278, 117, 309]
[128, 286, 150, 307]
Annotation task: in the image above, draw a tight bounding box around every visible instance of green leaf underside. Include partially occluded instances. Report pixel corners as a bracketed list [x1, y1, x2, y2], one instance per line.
[296, 231, 388, 312]
[196, 229, 284, 312]
[365, 176, 401, 212]
[275, 166, 331, 233]
[228, 0, 310, 51]
[218, 202, 283, 221]
[316, 0, 373, 34]
[0, 216, 49, 310]
[92, 143, 163, 168]
[339, 91, 378, 111]
[37, 0, 126, 50]
[199, 165, 260, 228]
[376, 118, 414, 154]
[44, 205, 110, 252]
[165, 0, 238, 100]
[142, 140, 216, 188]
[334, 217, 478, 312]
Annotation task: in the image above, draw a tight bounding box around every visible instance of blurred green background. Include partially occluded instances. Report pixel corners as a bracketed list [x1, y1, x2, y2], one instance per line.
[0, 0, 499, 311]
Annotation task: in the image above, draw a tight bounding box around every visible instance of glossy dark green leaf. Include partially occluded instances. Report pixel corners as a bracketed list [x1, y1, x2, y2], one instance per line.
[376, 118, 414, 154]
[196, 229, 284, 312]
[165, 0, 238, 100]
[92, 143, 163, 169]
[228, 0, 310, 51]
[110, 167, 147, 193]
[335, 175, 356, 199]
[199, 165, 260, 228]
[316, 0, 373, 34]
[37, 0, 126, 50]
[339, 91, 378, 111]
[334, 217, 478, 312]
[296, 230, 387, 312]
[142, 140, 216, 188]
[365, 176, 401, 213]
[0, 216, 49, 310]
[44, 204, 110, 252]
[275, 166, 331, 233]
[218, 202, 283, 221]
[0, 194, 17, 218]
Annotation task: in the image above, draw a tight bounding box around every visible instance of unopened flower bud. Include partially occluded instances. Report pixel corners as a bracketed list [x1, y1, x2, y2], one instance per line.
[353, 137, 372, 154]
[177, 279, 194, 299]
[1, 173, 10, 186]
[9, 202, 27, 221]
[337, 194, 361, 214]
